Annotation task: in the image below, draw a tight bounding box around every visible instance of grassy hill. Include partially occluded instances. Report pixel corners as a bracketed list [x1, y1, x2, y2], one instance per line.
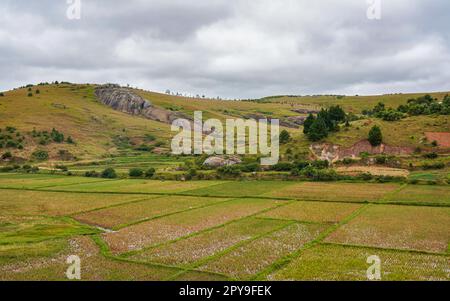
[0, 83, 449, 164]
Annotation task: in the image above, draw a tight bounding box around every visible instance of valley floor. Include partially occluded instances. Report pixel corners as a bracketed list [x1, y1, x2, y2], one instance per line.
[0, 173, 449, 281]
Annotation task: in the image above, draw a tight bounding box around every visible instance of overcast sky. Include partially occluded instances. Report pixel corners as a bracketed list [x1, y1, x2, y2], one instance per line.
[1, 0, 449, 99]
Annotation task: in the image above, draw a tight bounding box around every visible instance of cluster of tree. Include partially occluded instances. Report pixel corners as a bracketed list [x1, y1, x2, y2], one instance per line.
[271, 160, 329, 172]
[363, 95, 450, 121]
[368, 125, 383, 146]
[279, 130, 291, 144]
[0, 127, 25, 150]
[32, 150, 49, 161]
[0, 164, 39, 173]
[129, 167, 156, 178]
[31, 128, 74, 145]
[303, 106, 347, 141]
[85, 168, 118, 179]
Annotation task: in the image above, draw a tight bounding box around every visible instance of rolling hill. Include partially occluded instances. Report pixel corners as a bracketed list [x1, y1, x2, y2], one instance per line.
[0, 82, 449, 164]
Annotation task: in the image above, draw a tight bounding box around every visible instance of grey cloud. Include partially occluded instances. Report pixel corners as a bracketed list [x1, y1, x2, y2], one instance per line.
[0, 0, 449, 98]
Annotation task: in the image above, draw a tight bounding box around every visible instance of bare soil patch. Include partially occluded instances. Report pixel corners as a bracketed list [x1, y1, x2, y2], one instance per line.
[425, 132, 450, 148]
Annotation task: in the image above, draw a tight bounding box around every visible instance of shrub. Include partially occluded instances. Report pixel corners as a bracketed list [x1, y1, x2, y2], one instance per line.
[145, 168, 156, 178]
[101, 168, 117, 179]
[51, 128, 64, 143]
[431, 140, 438, 147]
[368, 125, 382, 146]
[240, 163, 261, 172]
[408, 179, 419, 185]
[279, 130, 291, 144]
[342, 158, 356, 165]
[55, 165, 68, 172]
[144, 134, 156, 142]
[311, 160, 329, 169]
[359, 173, 374, 181]
[135, 144, 153, 152]
[294, 160, 311, 170]
[153, 141, 165, 147]
[0, 166, 14, 172]
[375, 175, 397, 183]
[129, 168, 144, 177]
[32, 150, 49, 161]
[28, 92, 33, 97]
[422, 163, 445, 170]
[66, 136, 75, 144]
[0, 92, 4, 97]
[35, 89, 40, 94]
[6, 140, 17, 148]
[375, 155, 387, 165]
[423, 152, 438, 159]
[85, 171, 100, 178]
[22, 164, 32, 171]
[186, 168, 197, 180]
[217, 165, 242, 177]
[2, 151, 12, 160]
[300, 166, 339, 181]
[271, 162, 294, 172]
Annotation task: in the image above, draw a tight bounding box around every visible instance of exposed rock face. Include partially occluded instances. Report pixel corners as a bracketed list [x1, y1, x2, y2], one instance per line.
[95, 84, 190, 124]
[243, 113, 304, 129]
[95, 84, 151, 115]
[292, 108, 320, 114]
[286, 116, 307, 126]
[311, 140, 414, 162]
[203, 156, 242, 167]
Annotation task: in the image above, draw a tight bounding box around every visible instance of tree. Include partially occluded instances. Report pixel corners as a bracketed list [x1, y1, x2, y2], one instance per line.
[368, 125, 382, 146]
[279, 130, 291, 144]
[129, 168, 144, 177]
[32, 150, 49, 161]
[51, 128, 64, 143]
[328, 105, 346, 123]
[443, 95, 450, 106]
[307, 117, 328, 142]
[303, 114, 315, 134]
[101, 168, 117, 179]
[145, 168, 156, 178]
[373, 102, 385, 114]
[1, 151, 12, 160]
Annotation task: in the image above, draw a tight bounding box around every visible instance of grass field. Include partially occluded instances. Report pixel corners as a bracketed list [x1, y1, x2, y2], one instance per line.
[0, 174, 449, 281]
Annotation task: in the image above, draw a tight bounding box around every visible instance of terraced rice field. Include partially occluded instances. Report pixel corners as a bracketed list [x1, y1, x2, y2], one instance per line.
[0, 174, 449, 280]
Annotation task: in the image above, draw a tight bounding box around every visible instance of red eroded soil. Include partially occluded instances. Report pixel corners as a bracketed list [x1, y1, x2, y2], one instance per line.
[425, 132, 450, 148]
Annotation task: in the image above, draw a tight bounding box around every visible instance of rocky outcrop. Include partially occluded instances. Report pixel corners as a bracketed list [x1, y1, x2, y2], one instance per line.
[203, 156, 242, 167]
[95, 84, 190, 124]
[286, 116, 307, 126]
[292, 108, 320, 114]
[244, 113, 304, 129]
[311, 140, 414, 162]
